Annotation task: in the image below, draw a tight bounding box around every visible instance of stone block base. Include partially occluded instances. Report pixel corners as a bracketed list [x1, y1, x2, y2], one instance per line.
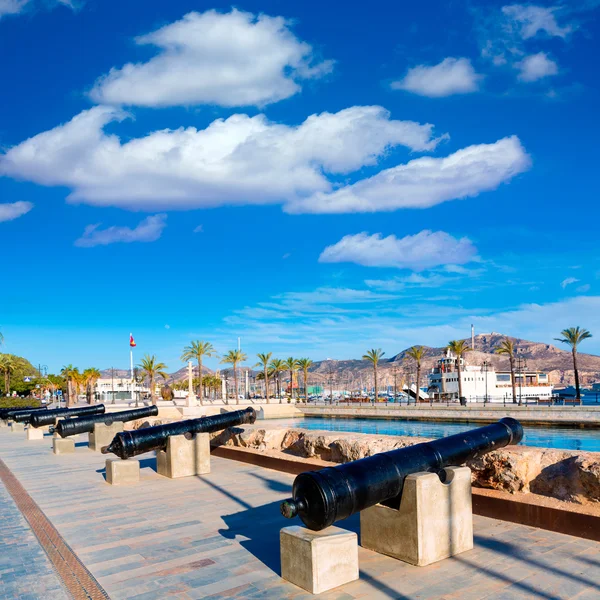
[89, 422, 124, 451]
[360, 466, 473, 566]
[26, 427, 44, 440]
[106, 459, 140, 485]
[53, 437, 75, 454]
[10, 422, 25, 433]
[157, 433, 210, 479]
[280, 525, 358, 594]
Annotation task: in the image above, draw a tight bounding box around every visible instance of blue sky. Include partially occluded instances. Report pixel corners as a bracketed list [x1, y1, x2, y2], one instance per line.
[1, 0, 599, 373]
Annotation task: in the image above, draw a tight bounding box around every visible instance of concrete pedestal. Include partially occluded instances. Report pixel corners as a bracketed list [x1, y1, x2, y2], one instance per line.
[105, 459, 140, 485]
[52, 437, 75, 454]
[280, 525, 358, 594]
[89, 422, 123, 451]
[360, 467, 473, 566]
[10, 422, 25, 433]
[26, 427, 44, 441]
[156, 433, 210, 479]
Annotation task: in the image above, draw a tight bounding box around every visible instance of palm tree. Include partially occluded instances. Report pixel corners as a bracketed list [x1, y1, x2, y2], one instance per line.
[181, 341, 216, 405]
[297, 358, 313, 401]
[255, 353, 272, 403]
[446, 340, 471, 401]
[555, 327, 592, 404]
[405, 346, 426, 401]
[363, 349, 385, 401]
[0, 330, 4, 346]
[60, 364, 80, 407]
[138, 354, 169, 406]
[0, 355, 16, 395]
[269, 358, 286, 402]
[284, 357, 299, 401]
[220, 350, 247, 404]
[495, 338, 518, 404]
[82, 367, 101, 404]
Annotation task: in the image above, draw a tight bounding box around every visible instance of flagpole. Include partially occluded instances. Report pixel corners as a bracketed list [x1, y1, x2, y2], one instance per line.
[130, 333, 134, 404]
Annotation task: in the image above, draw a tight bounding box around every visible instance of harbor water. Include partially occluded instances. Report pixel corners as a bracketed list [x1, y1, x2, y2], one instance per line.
[272, 416, 600, 452]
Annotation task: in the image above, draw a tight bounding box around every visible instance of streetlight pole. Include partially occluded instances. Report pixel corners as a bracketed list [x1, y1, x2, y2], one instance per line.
[482, 361, 489, 404]
[515, 356, 527, 406]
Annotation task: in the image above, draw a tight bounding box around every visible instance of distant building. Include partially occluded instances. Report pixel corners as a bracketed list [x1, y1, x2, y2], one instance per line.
[94, 378, 150, 402]
[427, 351, 552, 402]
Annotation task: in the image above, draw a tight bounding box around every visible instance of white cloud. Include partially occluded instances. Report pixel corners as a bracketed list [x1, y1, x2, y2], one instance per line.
[502, 5, 573, 39]
[0, 105, 446, 210]
[319, 230, 478, 271]
[89, 9, 334, 108]
[74, 214, 167, 247]
[561, 277, 579, 289]
[0, 0, 80, 18]
[0, 0, 27, 17]
[287, 136, 531, 214]
[515, 52, 558, 81]
[391, 58, 482, 97]
[193, 225, 203, 233]
[576, 284, 591, 293]
[0, 201, 33, 222]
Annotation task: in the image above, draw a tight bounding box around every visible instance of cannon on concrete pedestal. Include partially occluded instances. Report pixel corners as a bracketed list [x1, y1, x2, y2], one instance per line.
[101, 407, 257, 459]
[27, 405, 106, 427]
[54, 406, 158, 437]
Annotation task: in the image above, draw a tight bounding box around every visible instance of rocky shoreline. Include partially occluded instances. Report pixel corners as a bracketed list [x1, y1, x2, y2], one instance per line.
[210, 425, 600, 505]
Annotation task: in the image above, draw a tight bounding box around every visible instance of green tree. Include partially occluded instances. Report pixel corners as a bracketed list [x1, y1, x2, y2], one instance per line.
[284, 357, 299, 401]
[555, 327, 592, 403]
[495, 338, 518, 404]
[60, 365, 80, 406]
[138, 355, 169, 406]
[297, 358, 313, 401]
[181, 341, 216, 405]
[220, 350, 247, 404]
[82, 367, 101, 404]
[363, 349, 385, 401]
[445, 340, 471, 401]
[269, 358, 286, 403]
[405, 346, 426, 401]
[0, 355, 16, 395]
[255, 352, 272, 403]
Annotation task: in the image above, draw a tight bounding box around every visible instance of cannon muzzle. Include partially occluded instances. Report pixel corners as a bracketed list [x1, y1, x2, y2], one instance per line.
[281, 417, 523, 530]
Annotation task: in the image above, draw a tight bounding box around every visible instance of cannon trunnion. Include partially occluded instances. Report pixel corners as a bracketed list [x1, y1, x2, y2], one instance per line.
[102, 407, 257, 459]
[55, 406, 159, 438]
[28, 405, 106, 427]
[281, 417, 524, 531]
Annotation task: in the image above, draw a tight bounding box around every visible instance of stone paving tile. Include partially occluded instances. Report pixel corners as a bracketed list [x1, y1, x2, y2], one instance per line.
[0, 477, 70, 600]
[1, 427, 600, 600]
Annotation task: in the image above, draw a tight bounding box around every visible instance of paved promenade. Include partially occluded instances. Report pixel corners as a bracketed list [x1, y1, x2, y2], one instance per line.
[0, 427, 599, 599]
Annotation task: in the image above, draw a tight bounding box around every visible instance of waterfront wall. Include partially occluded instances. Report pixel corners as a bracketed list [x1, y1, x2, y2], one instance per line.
[211, 425, 600, 505]
[298, 403, 600, 427]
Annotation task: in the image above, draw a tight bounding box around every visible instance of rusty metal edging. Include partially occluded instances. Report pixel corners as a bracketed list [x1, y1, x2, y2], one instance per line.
[0, 458, 110, 600]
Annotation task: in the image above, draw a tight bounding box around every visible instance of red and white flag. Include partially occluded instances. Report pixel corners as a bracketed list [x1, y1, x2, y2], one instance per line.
[129, 333, 136, 347]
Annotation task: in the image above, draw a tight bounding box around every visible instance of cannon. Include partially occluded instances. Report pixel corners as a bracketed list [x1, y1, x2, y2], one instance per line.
[0, 406, 47, 421]
[54, 406, 159, 438]
[27, 405, 106, 427]
[102, 407, 257, 459]
[280, 417, 524, 531]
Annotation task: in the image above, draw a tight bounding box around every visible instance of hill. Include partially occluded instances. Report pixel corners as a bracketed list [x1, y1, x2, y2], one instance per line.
[309, 333, 600, 387]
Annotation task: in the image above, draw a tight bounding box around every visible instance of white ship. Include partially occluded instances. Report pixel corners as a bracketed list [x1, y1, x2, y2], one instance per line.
[427, 350, 553, 403]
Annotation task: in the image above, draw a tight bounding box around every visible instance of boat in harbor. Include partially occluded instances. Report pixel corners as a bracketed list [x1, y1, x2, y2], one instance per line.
[427, 350, 553, 403]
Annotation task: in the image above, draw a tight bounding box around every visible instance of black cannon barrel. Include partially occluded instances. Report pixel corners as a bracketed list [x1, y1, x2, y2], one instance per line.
[28, 405, 106, 427]
[55, 406, 159, 438]
[102, 407, 257, 459]
[280, 417, 524, 531]
[1, 406, 48, 421]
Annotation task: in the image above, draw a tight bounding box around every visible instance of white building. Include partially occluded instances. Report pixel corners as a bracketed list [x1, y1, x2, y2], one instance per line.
[427, 351, 553, 402]
[94, 378, 150, 403]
